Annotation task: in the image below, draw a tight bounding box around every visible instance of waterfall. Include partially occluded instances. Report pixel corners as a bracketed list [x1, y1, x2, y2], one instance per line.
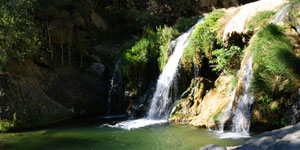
[106, 19, 203, 130]
[295, 27, 300, 38]
[217, 5, 292, 137]
[147, 19, 202, 119]
[231, 56, 254, 135]
[106, 59, 122, 115]
[217, 88, 236, 132]
[216, 56, 253, 139]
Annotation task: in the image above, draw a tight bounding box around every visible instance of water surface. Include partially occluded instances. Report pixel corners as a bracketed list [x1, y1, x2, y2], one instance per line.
[0, 117, 248, 150]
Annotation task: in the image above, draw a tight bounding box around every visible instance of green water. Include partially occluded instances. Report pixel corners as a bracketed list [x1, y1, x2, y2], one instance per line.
[0, 118, 248, 150]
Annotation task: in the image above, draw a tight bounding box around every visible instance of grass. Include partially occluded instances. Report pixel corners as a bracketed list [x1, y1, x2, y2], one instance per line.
[181, 10, 225, 72]
[250, 23, 300, 100]
[246, 11, 277, 31]
[156, 26, 179, 71]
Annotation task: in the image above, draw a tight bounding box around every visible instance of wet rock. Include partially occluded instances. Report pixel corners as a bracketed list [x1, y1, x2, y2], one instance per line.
[200, 144, 227, 150]
[89, 63, 105, 77]
[190, 74, 235, 128]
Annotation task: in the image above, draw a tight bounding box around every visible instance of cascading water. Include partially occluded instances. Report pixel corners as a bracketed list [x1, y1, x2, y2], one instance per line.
[147, 25, 196, 119]
[270, 4, 290, 24]
[231, 56, 254, 135]
[106, 59, 122, 115]
[216, 56, 253, 139]
[217, 5, 292, 138]
[217, 88, 236, 132]
[106, 19, 203, 130]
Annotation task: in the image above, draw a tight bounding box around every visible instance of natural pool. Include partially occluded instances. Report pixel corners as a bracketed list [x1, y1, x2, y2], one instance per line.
[0, 117, 249, 150]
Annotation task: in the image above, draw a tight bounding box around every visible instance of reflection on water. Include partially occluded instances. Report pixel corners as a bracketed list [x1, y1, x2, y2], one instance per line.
[0, 117, 249, 150]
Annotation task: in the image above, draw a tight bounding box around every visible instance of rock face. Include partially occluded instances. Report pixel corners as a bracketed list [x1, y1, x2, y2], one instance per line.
[235, 122, 300, 150]
[0, 61, 106, 131]
[190, 75, 235, 128]
[222, 0, 287, 43]
[169, 74, 234, 128]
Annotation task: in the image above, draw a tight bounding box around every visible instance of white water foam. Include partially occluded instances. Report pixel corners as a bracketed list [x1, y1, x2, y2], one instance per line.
[103, 119, 167, 130]
[107, 59, 122, 114]
[216, 131, 251, 139]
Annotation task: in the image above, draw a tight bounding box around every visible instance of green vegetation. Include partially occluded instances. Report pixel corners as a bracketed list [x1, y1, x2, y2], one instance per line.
[181, 10, 244, 74]
[174, 17, 200, 32]
[246, 11, 277, 31]
[182, 10, 225, 72]
[251, 24, 300, 97]
[0, 113, 17, 132]
[229, 75, 239, 92]
[212, 111, 222, 122]
[0, 0, 40, 71]
[211, 46, 244, 72]
[0, 120, 14, 132]
[121, 16, 199, 90]
[157, 26, 179, 71]
[250, 24, 300, 127]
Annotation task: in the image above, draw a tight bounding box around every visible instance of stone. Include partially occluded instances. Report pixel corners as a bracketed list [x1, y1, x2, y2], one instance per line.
[200, 144, 227, 150]
[89, 63, 105, 76]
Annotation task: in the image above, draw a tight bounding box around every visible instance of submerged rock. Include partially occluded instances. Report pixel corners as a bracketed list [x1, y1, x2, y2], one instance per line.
[200, 144, 227, 150]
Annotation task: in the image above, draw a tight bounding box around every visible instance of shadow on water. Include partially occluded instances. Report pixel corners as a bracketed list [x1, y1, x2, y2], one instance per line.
[10, 137, 99, 150]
